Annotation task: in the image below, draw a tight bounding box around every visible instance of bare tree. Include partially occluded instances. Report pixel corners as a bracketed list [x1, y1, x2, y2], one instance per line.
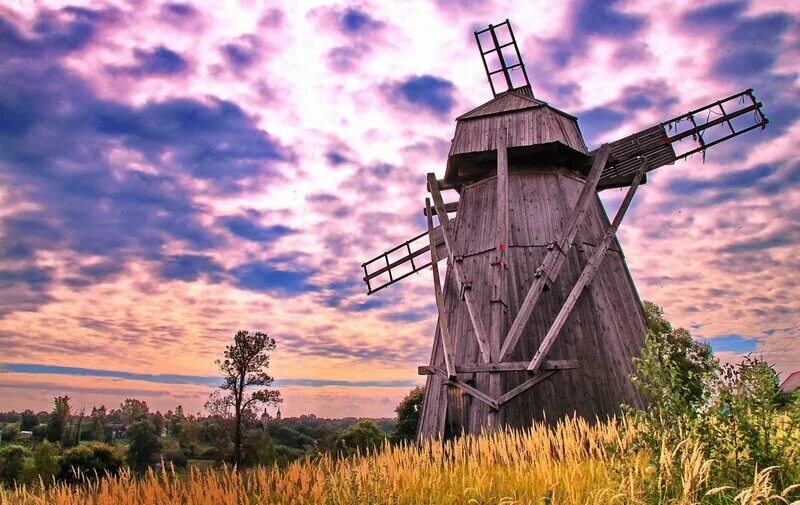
[213, 330, 282, 465]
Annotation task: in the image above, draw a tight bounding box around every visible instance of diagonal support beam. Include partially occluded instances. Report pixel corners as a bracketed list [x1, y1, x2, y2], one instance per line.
[427, 173, 492, 363]
[426, 197, 456, 379]
[423, 366, 499, 410]
[500, 144, 611, 360]
[496, 370, 558, 406]
[528, 157, 648, 373]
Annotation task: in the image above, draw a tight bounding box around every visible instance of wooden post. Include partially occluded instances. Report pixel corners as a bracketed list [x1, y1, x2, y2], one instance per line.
[427, 173, 492, 363]
[500, 144, 611, 361]
[426, 197, 457, 379]
[528, 157, 648, 372]
[487, 129, 509, 430]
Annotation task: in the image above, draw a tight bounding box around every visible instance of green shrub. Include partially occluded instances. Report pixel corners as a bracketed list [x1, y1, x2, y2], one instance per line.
[0, 444, 30, 484]
[57, 442, 123, 484]
[334, 421, 385, 457]
[241, 429, 276, 467]
[1, 423, 20, 443]
[21, 440, 59, 485]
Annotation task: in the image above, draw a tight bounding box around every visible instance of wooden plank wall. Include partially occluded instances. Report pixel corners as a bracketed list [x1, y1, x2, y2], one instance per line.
[449, 107, 588, 159]
[417, 170, 648, 438]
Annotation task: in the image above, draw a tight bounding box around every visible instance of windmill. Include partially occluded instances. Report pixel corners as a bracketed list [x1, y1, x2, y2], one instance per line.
[360, 20, 769, 441]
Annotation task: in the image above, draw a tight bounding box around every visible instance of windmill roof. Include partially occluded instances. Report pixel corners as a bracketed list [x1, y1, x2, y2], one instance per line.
[780, 371, 800, 393]
[457, 90, 546, 120]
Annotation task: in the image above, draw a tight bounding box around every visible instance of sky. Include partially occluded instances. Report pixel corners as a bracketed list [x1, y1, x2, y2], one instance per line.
[0, 0, 798, 418]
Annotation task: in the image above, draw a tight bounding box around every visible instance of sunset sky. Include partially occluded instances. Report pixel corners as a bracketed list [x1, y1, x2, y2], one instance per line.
[1, 0, 798, 418]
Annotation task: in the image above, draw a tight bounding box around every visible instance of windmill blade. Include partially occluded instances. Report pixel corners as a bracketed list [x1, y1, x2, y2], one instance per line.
[361, 223, 452, 295]
[595, 88, 768, 190]
[475, 20, 532, 97]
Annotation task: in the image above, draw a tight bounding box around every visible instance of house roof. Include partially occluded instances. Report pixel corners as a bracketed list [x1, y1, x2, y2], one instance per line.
[780, 371, 800, 393]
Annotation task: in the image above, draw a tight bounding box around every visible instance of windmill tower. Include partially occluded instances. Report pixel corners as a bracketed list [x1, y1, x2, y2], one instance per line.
[360, 20, 769, 440]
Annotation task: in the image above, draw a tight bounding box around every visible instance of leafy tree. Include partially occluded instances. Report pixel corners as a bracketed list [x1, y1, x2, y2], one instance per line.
[1, 423, 19, 443]
[20, 410, 38, 431]
[120, 398, 149, 423]
[212, 330, 282, 466]
[630, 302, 719, 435]
[241, 429, 276, 467]
[392, 386, 423, 443]
[126, 420, 162, 471]
[0, 445, 29, 484]
[57, 442, 123, 484]
[90, 406, 107, 442]
[334, 421, 385, 457]
[22, 440, 59, 484]
[46, 396, 70, 443]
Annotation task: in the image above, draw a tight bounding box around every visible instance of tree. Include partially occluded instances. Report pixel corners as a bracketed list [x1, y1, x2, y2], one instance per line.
[20, 410, 38, 431]
[212, 330, 282, 466]
[127, 420, 162, 471]
[120, 398, 149, 424]
[0, 445, 29, 484]
[57, 442, 123, 484]
[240, 429, 277, 467]
[46, 396, 70, 443]
[334, 421, 385, 457]
[90, 406, 107, 441]
[393, 386, 423, 443]
[22, 440, 59, 484]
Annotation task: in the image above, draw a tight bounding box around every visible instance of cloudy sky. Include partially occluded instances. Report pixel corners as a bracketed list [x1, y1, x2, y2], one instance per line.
[0, 0, 797, 418]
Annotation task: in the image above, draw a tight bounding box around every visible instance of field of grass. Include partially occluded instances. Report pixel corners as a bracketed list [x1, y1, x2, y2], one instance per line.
[1, 417, 797, 505]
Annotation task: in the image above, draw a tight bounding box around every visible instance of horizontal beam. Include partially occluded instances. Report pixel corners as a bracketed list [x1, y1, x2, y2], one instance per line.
[425, 366, 498, 410]
[426, 178, 461, 192]
[418, 360, 576, 376]
[423, 201, 459, 217]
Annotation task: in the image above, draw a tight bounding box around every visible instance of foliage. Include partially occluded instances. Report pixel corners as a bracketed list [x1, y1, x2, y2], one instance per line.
[89, 406, 107, 442]
[46, 396, 70, 443]
[392, 386, 423, 444]
[56, 442, 124, 485]
[1, 424, 19, 443]
[19, 411, 38, 432]
[1, 417, 798, 504]
[120, 399, 149, 424]
[211, 330, 281, 466]
[21, 440, 58, 484]
[240, 430, 276, 468]
[628, 301, 800, 490]
[0, 445, 29, 485]
[126, 420, 162, 472]
[629, 302, 719, 447]
[334, 420, 385, 457]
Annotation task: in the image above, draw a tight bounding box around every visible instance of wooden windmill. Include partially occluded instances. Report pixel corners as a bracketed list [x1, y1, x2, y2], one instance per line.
[360, 20, 769, 441]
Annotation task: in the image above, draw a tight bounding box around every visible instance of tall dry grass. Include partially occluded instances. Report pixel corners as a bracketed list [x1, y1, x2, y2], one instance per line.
[1, 417, 797, 505]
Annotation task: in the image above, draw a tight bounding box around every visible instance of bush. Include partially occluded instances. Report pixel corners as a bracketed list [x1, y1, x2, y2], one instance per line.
[21, 440, 59, 485]
[127, 420, 162, 471]
[0, 445, 30, 484]
[161, 438, 188, 469]
[1, 423, 20, 443]
[240, 429, 276, 467]
[57, 442, 123, 484]
[392, 386, 423, 444]
[31, 423, 48, 441]
[334, 421, 385, 457]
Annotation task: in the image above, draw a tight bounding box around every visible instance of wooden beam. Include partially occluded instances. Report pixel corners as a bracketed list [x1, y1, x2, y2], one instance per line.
[422, 366, 499, 410]
[528, 157, 648, 372]
[427, 173, 492, 363]
[427, 178, 461, 192]
[500, 144, 611, 361]
[418, 359, 577, 375]
[423, 201, 459, 217]
[426, 197, 456, 379]
[497, 371, 558, 406]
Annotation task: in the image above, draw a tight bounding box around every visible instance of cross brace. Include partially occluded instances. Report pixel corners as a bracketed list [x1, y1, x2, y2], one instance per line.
[426, 197, 456, 379]
[500, 144, 611, 360]
[427, 173, 492, 363]
[528, 157, 649, 372]
[422, 365, 562, 409]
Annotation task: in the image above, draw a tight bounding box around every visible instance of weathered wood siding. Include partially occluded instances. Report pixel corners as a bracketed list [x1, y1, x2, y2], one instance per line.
[449, 107, 589, 159]
[417, 171, 647, 439]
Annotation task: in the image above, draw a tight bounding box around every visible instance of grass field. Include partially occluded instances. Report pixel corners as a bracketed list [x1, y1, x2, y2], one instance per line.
[1, 417, 797, 505]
